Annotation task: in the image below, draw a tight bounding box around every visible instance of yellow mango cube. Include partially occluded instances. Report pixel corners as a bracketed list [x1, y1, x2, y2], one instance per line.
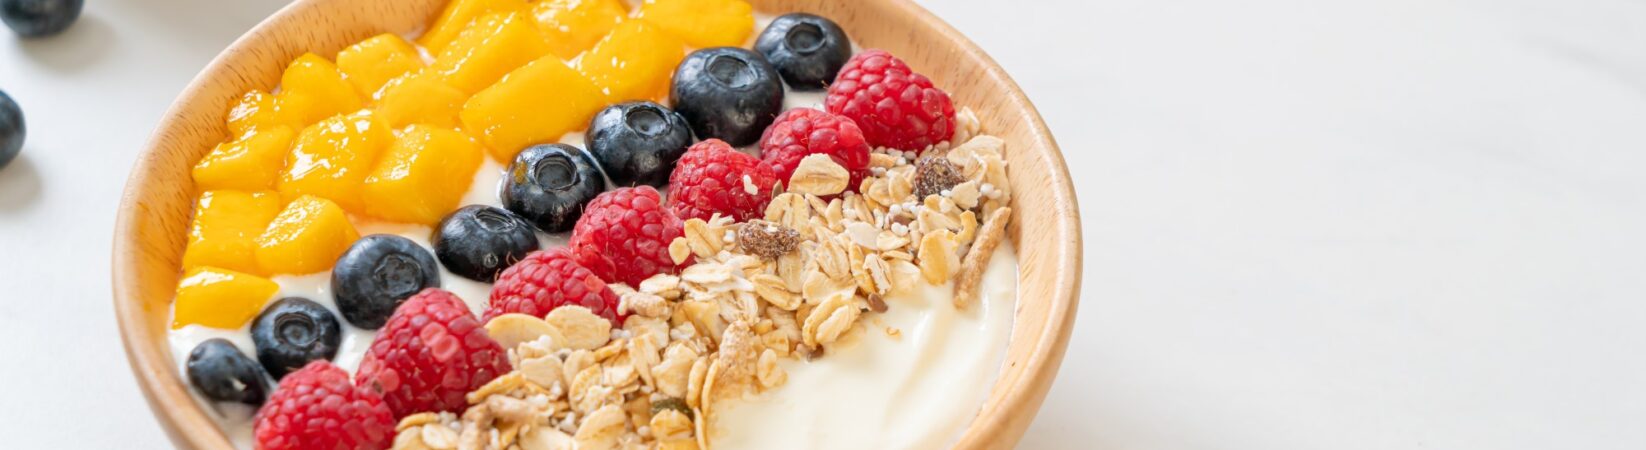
[430, 12, 552, 94]
[362, 126, 484, 224]
[635, 0, 754, 48]
[226, 90, 296, 138]
[576, 19, 684, 103]
[337, 33, 426, 98]
[256, 195, 361, 275]
[373, 73, 468, 129]
[181, 190, 282, 275]
[419, 0, 530, 55]
[534, 0, 628, 59]
[460, 55, 605, 161]
[277, 111, 391, 212]
[277, 53, 365, 127]
[172, 266, 279, 329]
[193, 126, 295, 191]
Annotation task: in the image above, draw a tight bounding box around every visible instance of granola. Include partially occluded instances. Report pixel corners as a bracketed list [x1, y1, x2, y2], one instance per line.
[406, 108, 1012, 450]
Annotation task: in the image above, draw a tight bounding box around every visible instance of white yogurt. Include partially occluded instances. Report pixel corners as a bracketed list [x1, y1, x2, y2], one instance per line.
[166, 26, 1013, 449]
[710, 244, 1018, 449]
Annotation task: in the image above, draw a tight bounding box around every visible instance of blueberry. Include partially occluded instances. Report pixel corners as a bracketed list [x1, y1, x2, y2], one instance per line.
[251, 297, 342, 380]
[1, 0, 82, 38]
[0, 90, 21, 169]
[502, 144, 606, 232]
[755, 13, 852, 90]
[585, 102, 691, 187]
[434, 205, 540, 282]
[670, 47, 784, 146]
[186, 338, 270, 406]
[332, 234, 441, 328]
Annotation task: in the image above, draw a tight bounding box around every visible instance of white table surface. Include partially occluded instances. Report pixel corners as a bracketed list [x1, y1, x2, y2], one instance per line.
[3, 0, 1643, 448]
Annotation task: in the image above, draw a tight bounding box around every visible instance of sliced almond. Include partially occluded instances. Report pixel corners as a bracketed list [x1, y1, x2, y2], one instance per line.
[421, 424, 460, 449]
[949, 179, 982, 210]
[669, 237, 692, 265]
[680, 262, 733, 285]
[396, 412, 445, 432]
[485, 314, 565, 352]
[918, 229, 958, 284]
[764, 192, 811, 230]
[801, 293, 858, 346]
[843, 221, 880, 248]
[756, 349, 786, 389]
[787, 154, 850, 196]
[519, 426, 576, 450]
[650, 409, 694, 441]
[639, 274, 682, 299]
[574, 404, 627, 450]
[520, 354, 563, 389]
[683, 218, 723, 258]
[544, 306, 613, 350]
[751, 273, 800, 310]
[869, 152, 899, 168]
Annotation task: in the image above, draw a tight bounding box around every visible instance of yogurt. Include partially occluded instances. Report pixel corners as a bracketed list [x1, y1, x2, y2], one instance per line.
[710, 244, 1018, 449]
[165, 22, 1018, 449]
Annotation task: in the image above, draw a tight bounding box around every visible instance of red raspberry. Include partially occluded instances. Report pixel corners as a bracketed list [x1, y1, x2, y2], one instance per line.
[571, 186, 683, 287]
[485, 248, 624, 325]
[667, 139, 780, 222]
[759, 108, 871, 192]
[825, 49, 956, 152]
[254, 361, 394, 450]
[356, 288, 510, 419]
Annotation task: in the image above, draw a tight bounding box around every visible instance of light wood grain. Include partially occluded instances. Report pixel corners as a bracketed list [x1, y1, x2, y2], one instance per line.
[112, 0, 1082, 448]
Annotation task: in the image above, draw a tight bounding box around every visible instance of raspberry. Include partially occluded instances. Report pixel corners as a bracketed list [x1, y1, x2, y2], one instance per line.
[667, 139, 779, 222]
[570, 186, 683, 287]
[485, 248, 624, 325]
[253, 361, 394, 450]
[825, 49, 956, 152]
[758, 108, 871, 192]
[356, 288, 510, 419]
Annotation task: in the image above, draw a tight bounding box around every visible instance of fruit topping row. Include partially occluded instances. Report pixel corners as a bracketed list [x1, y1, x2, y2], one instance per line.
[375, 124, 1016, 450]
[172, 2, 1011, 449]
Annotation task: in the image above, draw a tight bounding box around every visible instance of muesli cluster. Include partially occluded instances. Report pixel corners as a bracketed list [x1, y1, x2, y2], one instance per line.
[391, 113, 1013, 450]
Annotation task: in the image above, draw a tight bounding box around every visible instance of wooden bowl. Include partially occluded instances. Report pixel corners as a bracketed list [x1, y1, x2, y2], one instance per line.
[113, 0, 1082, 448]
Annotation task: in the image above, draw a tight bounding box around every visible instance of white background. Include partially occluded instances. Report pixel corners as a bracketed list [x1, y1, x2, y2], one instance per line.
[2, 0, 1644, 448]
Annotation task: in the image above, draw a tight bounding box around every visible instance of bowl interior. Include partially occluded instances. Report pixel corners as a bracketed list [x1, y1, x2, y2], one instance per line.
[113, 0, 1081, 448]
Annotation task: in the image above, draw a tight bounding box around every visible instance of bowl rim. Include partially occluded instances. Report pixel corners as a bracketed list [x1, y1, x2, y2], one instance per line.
[113, 0, 1082, 448]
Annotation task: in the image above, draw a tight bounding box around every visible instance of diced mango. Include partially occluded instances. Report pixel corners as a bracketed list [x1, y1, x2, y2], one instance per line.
[193, 127, 295, 191]
[181, 190, 282, 275]
[277, 54, 365, 127]
[430, 12, 552, 94]
[337, 33, 427, 98]
[635, 0, 754, 48]
[172, 266, 279, 329]
[576, 19, 684, 103]
[226, 90, 297, 138]
[533, 0, 628, 59]
[373, 73, 468, 129]
[460, 56, 605, 161]
[255, 195, 361, 275]
[419, 0, 530, 55]
[361, 126, 484, 224]
[277, 111, 391, 212]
